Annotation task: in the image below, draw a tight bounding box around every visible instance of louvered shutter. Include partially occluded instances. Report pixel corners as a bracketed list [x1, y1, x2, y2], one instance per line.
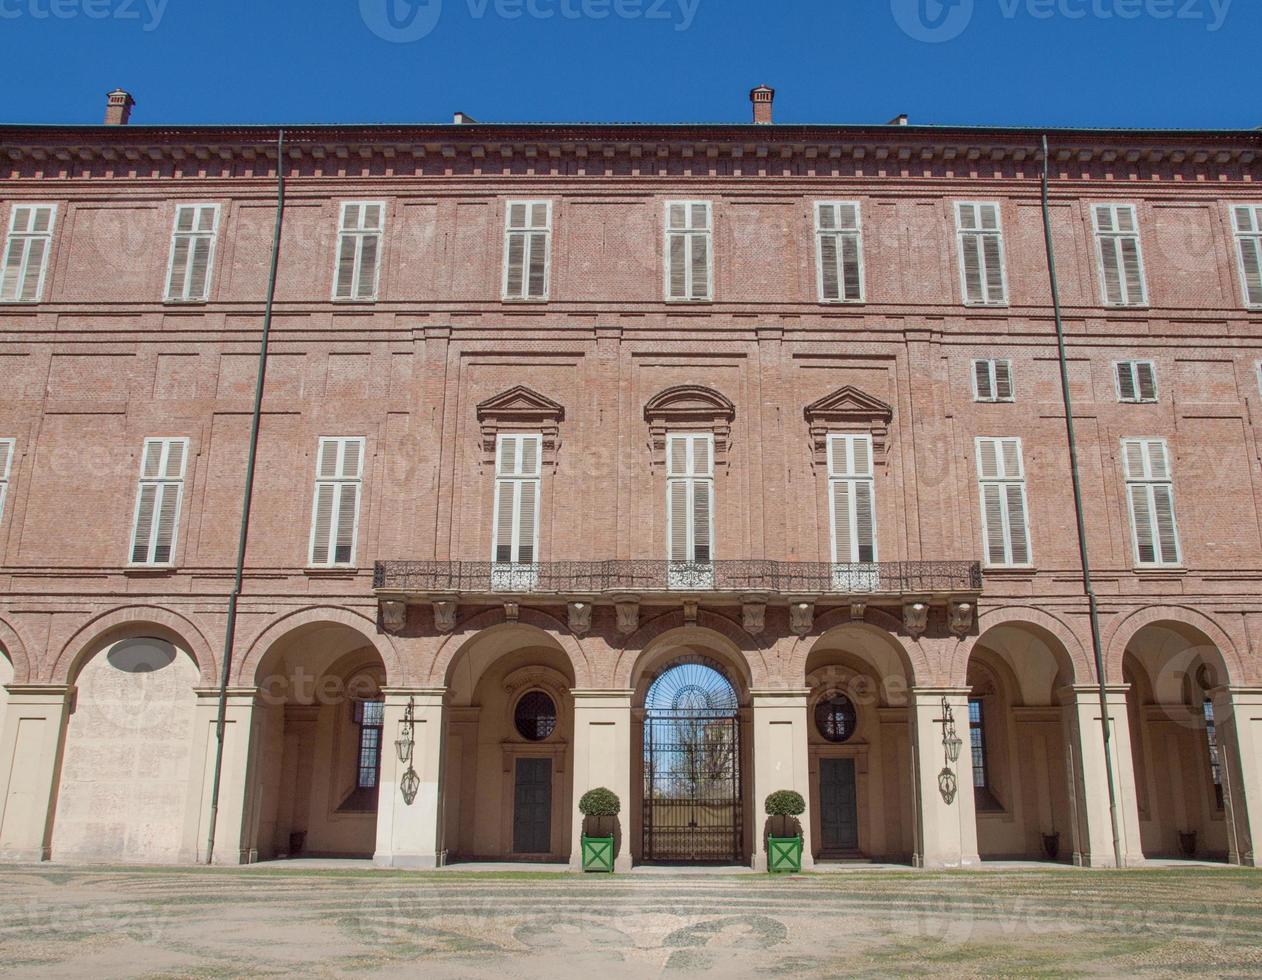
[1117, 363, 1137, 402]
[1122, 438, 1180, 566]
[334, 234, 357, 299]
[961, 232, 983, 304]
[816, 202, 863, 303]
[689, 229, 709, 301]
[828, 435, 877, 564]
[975, 437, 1030, 566]
[1005, 484, 1030, 564]
[166, 205, 218, 301]
[2, 205, 56, 303]
[994, 361, 1013, 401]
[309, 437, 365, 566]
[666, 433, 714, 564]
[666, 202, 712, 301]
[1095, 205, 1146, 306]
[0, 439, 12, 521]
[130, 438, 188, 565]
[492, 434, 542, 567]
[1234, 206, 1262, 306]
[310, 484, 336, 564]
[333, 203, 383, 301]
[974, 360, 994, 400]
[957, 203, 1006, 305]
[1136, 362, 1157, 401]
[668, 479, 689, 561]
[982, 484, 1008, 564]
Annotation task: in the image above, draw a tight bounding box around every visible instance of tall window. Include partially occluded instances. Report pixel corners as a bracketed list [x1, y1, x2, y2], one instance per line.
[0, 439, 13, 522]
[333, 201, 384, 301]
[815, 201, 864, 303]
[1115, 360, 1158, 403]
[827, 434, 878, 592]
[165, 204, 219, 302]
[1, 204, 56, 303]
[1231, 205, 1262, 307]
[1204, 699, 1224, 811]
[969, 698, 989, 789]
[503, 201, 551, 300]
[129, 437, 188, 566]
[955, 202, 1007, 305]
[492, 434, 542, 588]
[1121, 438, 1180, 567]
[308, 437, 364, 566]
[665, 201, 712, 301]
[973, 359, 1014, 402]
[354, 699, 384, 789]
[666, 433, 714, 587]
[1092, 204, 1147, 306]
[975, 437, 1031, 567]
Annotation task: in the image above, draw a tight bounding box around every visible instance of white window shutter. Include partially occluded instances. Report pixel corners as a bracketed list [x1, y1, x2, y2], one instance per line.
[1117, 362, 1137, 402]
[1136, 362, 1157, 401]
[309, 436, 365, 566]
[0, 439, 12, 521]
[975, 437, 1030, 566]
[503, 200, 551, 301]
[957, 202, 1006, 305]
[1233, 205, 1262, 306]
[994, 360, 1013, 401]
[666, 202, 712, 301]
[816, 201, 864, 303]
[333, 202, 383, 301]
[492, 434, 542, 567]
[982, 484, 1008, 564]
[830, 479, 853, 562]
[130, 437, 188, 565]
[828, 434, 878, 564]
[668, 479, 689, 561]
[494, 480, 516, 563]
[1122, 438, 1180, 566]
[2, 204, 56, 303]
[1094, 205, 1146, 306]
[166, 204, 218, 301]
[691, 479, 712, 562]
[1005, 485, 1030, 564]
[974, 360, 995, 401]
[665, 433, 715, 564]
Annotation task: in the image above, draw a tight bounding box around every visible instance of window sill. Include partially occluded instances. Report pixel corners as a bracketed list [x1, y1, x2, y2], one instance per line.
[163, 299, 210, 307]
[124, 565, 177, 577]
[963, 303, 1009, 309]
[501, 296, 549, 304]
[331, 298, 378, 305]
[1131, 565, 1187, 575]
[305, 566, 360, 578]
[664, 298, 714, 305]
[975, 398, 1016, 405]
[981, 565, 1038, 576]
[819, 299, 866, 306]
[1118, 399, 1160, 405]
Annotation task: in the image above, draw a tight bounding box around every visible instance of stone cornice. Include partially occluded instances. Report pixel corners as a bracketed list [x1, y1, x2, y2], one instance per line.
[2, 124, 1257, 183]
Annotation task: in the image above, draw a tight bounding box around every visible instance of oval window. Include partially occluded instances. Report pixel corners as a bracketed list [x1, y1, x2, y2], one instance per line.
[815, 693, 858, 743]
[514, 691, 557, 742]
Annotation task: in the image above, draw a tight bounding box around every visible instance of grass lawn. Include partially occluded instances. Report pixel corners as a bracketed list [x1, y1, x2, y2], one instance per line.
[0, 864, 1259, 978]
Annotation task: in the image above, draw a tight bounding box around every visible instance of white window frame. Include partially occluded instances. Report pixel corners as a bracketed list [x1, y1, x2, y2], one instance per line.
[128, 437, 189, 567]
[1092, 203, 1148, 307]
[972, 359, 1015, 403]
[164, 203, 220, 303]
[332, 201, 385, 302]
[1115, 360, 1159, 403]
[0, 203, 57, 304]
[975, 437, 1032, 568]
[0, 439, 13, 523]
[491, 434, 542, 590]
[814, 201, 865, 303]
[954, 201, 1009, 306]
[827, 434, 879, 592]
[664, 201, 713, 302]
[1230, 204, 1262, 308]
[307, 436, 365, 567]
[502, 200, 552, 301]
[666, 433, 715, 589]
[1121, 437, 1182, 568]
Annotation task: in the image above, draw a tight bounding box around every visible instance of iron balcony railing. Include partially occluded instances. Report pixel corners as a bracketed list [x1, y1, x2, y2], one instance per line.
[373, 560, 982, 596]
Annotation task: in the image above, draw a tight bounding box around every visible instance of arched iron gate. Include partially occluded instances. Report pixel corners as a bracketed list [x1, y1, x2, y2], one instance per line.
[641, 658, 743, 863]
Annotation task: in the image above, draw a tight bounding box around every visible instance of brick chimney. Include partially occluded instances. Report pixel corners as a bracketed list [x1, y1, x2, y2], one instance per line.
[104, 88, 135, 126]
[750, 85, 775, 125]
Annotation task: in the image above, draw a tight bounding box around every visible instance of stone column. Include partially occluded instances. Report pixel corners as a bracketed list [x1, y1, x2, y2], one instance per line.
[0, 685, 71, 862]
[751, 689, 814, 871]
[374, 688, 446, 869]
[1063, 685, 1144, 868]
[909, 687, 980, 869]
[183, 688, 262, 865]
[570, 690, 633, 871]
[1211, 686, 1262, 867]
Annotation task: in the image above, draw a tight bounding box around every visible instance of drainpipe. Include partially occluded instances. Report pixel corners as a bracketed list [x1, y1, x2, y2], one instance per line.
[1040, 135, 1124, 870]
[204, 129, 287, 864]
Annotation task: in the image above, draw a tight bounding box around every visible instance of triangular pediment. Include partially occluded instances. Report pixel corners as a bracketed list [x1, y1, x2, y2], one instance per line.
[477, 385, 565, 422]
[803, 386, 893, 423]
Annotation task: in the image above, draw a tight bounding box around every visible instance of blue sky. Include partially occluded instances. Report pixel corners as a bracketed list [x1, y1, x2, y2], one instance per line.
[1, 0, 1257, 128]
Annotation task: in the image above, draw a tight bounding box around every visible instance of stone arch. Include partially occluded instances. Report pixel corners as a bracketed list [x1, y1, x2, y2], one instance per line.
[236, 605, 403, 687]
[613, 608, 770, 691]
[951, 605, 1089, 689]
[428, 606, 593, 689]
[51, 605, 216, 686]
[1103, 605, 1245, 686]
[0, 614, 34, 686]
[788, 606, 925, 688]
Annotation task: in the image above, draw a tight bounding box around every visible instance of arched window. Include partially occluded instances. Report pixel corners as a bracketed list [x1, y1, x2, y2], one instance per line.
[514, 691, 557, 741]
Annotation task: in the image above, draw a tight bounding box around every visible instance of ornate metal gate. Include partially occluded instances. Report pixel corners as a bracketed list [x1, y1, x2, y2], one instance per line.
[641, 658, 743, 863]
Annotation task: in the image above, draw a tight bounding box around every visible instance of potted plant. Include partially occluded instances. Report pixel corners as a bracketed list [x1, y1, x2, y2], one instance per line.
[578, 787, 620, 873]
[765, 789, 806, 873]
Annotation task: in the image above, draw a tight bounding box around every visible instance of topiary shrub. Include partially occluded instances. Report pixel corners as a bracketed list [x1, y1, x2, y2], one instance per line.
[764, 790, 806, 818]
[579, 787, 621, 818]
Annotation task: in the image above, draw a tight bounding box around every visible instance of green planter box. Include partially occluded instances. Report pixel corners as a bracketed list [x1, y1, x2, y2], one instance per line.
[767, 835, 803, 873]
[581, 834, 615, 873]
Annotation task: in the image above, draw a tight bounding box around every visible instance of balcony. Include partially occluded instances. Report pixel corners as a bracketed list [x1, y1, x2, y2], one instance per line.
[373, 559, 982, 598]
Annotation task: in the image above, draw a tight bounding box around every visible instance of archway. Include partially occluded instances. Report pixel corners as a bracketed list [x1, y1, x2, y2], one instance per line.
[629, 628, 753, 866]
[1123, 621, 1232, 861]
[441, 624, 576, 863]
[0, 646, 11, 736]
[803, 622, 915, 863]
[250, 622, 388, 861]
[51, 634, 200, 863]
[965, 621, 1075, 862]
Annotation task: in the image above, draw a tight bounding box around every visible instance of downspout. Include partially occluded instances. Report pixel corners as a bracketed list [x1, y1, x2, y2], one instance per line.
[1040, 135, 1124, 869]
[204, 128, 287, 864]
